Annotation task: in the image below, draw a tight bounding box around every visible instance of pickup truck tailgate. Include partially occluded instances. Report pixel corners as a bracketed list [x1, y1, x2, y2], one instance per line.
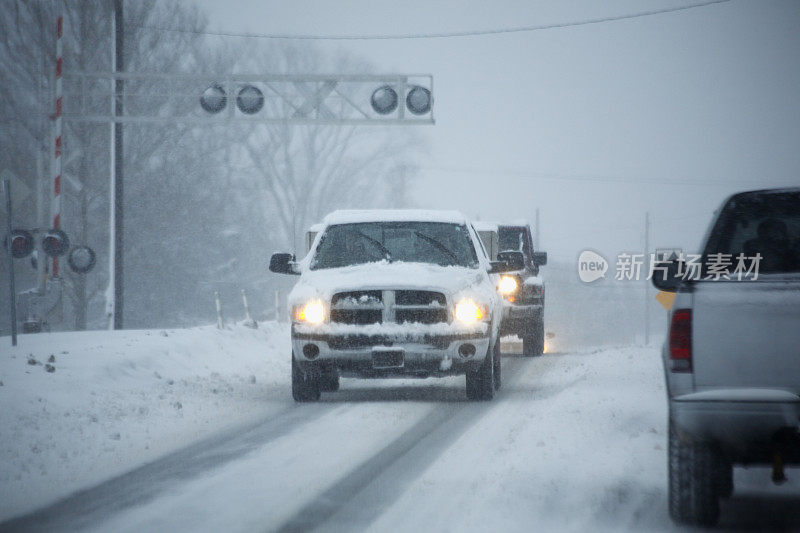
[693, 277, 800, 391]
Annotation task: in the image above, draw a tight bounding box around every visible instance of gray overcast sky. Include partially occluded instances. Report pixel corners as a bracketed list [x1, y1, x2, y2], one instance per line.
[190, 0, 799, 262]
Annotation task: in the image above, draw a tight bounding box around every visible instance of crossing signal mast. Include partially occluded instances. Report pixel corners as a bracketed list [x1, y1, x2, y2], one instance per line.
[43, 4, 434, 331]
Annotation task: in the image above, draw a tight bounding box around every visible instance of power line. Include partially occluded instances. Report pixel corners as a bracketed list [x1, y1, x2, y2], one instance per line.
[422, 166, 774, 188]
[130, 0, 731, 41]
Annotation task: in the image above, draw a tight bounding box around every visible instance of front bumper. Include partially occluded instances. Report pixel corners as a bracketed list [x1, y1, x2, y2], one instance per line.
[292, 327, 491, 378]
[500, 302, 543, 335]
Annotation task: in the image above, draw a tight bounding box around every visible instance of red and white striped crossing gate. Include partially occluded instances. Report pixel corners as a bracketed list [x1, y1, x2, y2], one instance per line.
[52, 15, 63, 277]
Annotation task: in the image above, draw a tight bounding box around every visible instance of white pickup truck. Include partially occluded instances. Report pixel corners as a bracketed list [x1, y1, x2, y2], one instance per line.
[653, 187, 800, 526]
[270, 210, 524, 402]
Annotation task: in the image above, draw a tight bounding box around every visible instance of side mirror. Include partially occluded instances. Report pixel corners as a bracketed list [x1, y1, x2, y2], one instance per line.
[269, 252, 300, 275]
[532, 251, 547, 266]
[490, 250, 524, 273]
[651, 260, 684, 292]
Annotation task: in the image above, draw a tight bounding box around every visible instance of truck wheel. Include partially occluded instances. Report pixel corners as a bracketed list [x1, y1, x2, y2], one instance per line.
[292, 353, 320, 402]
[523, 321, 544, 357]
[319, 369, 340, 392]
[466, 342, 495, 401]
[716, 459, 733, 499]
[668, 419, 720, 526]
[493, 340, 501, 391]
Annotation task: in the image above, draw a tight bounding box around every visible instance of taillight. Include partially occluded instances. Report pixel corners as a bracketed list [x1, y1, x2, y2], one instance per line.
[669, 308, 692, 372]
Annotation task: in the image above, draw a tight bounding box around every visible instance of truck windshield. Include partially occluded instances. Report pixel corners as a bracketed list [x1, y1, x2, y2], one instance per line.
[704, 191, 800, 274]
[499, 226, 529, 256]
[310, 222, 479, 270]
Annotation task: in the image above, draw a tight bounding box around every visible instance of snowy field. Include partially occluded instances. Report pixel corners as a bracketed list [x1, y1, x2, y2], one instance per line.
[0, 323, 291, 522]
[2, 326, 800, 531]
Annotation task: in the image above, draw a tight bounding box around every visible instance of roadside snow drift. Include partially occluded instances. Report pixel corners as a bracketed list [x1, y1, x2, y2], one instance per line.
[0, 323, 290, 522]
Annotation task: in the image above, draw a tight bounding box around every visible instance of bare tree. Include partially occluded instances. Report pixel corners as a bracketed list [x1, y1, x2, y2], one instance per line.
[1, 2, 424, 330]
[237, 43, 425, 253]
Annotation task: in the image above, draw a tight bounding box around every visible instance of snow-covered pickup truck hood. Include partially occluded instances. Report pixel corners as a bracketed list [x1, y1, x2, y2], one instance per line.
[288, 261, 494, 307]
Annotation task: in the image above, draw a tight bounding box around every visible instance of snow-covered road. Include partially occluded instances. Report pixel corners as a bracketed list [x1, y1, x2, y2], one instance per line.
[3, 327, 800, 532]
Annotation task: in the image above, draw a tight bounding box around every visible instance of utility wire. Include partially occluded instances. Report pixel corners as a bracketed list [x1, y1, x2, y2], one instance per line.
[422, 166, 773, 188]
[130, 0, 731, 41]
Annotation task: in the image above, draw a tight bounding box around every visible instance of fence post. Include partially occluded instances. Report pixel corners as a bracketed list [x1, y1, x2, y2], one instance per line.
[214, 291, 224, 329]
[4, 179, 17, 346]
[241, 289, 257, 328]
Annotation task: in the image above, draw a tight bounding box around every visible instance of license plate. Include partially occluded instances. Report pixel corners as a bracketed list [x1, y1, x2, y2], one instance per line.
[372, 349, 404, 369]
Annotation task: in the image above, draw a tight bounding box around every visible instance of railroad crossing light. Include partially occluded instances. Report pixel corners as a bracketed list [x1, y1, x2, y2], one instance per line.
[236, 85, 264, 115]
[6, 229, 34, 259]
[200, 84, 227, 114]
[406, 85, 432, 115]
[42, 229, 70, 257]
[68, 245, 96, 274]
[370, 86, 398, 115]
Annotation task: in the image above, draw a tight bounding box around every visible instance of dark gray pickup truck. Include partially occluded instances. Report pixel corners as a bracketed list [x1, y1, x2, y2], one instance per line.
[653, 188, 800, 526]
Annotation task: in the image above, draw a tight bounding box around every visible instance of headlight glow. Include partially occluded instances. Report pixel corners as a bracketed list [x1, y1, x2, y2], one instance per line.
[296, 300, 325, 324]
[498, 275, 518, 295]
[455, 299, 484, 324]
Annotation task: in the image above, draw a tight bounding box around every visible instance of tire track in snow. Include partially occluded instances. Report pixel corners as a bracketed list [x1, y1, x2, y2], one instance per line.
[276, 355, 559, 533]
[0, 404, 337, 533]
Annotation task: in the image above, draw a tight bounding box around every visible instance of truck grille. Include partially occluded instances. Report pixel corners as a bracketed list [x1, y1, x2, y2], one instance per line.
[395, 308, 448, 324]
[395, 290, 446, 307]
[330, 290, 448, 325]
[331, 290, 383, 324]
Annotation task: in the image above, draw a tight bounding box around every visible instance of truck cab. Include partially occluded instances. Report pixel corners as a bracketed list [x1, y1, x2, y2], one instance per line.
[475, 222, 547, 356]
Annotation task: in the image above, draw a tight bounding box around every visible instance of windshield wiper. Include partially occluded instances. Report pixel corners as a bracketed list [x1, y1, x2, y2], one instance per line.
[348, 230, 393, 261]
[413, 231, 458, 262]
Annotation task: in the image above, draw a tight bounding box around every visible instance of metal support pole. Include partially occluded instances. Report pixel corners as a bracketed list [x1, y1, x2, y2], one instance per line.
[215, 291, 224, 329]
[534, 207, 540, 250]
[4, 179, 18, 346]
[113, 0, 124, 329]
[644, 211, 650, 345]
[36, 152, 47, 295]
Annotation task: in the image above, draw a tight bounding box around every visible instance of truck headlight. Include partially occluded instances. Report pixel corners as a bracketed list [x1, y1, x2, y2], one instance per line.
[498, 275, 518, 295]
[454, 299, 487, 324]
[294, 300, 325, 324]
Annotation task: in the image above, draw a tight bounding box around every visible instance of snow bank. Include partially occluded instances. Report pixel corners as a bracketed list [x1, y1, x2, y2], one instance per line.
[0, 322, 291, 522]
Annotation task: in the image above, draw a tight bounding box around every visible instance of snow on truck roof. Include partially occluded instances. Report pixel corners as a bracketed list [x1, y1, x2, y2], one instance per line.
[322, 209, 469, 226]
[472, 221, 498, 232]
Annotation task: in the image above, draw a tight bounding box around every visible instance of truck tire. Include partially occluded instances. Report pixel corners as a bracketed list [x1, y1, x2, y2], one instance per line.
[493, 340, 501, 391]
[292, 353, 321, 402]
[466, 342, 496, 401]
[668, 419, 720, 526]
[523, 320, 544, 357]
[716, 459, 733, 499]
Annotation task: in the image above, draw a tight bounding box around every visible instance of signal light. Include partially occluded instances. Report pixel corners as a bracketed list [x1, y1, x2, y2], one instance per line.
[6, 229, 34, 259]
[68, 245, 96, 274]
[236, 85, 264, 115]
[200, 84, 227, 114]
[42, 229, 70, 257]
[370, 85, 398, 115]
[406, 85, 432, 115]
